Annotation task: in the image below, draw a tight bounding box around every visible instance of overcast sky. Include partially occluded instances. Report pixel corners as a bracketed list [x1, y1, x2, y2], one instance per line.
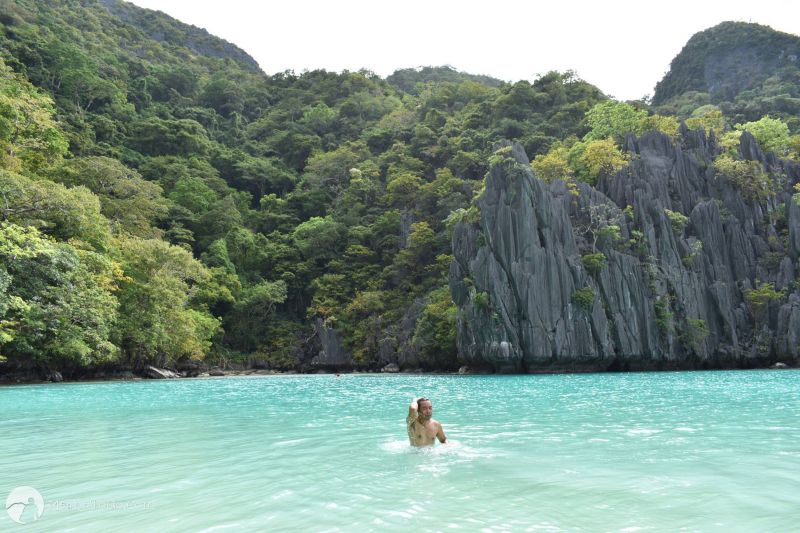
[127, 0, 800, 101]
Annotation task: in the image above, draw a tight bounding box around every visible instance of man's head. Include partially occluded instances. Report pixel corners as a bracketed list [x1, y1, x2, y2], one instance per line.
[417, 397, 433, 419]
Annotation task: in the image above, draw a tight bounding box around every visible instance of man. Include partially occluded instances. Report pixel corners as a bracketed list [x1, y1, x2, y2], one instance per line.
[407, 397, 446, 447]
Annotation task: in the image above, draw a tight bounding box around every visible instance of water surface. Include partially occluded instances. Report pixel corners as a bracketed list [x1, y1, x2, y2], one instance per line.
[1, 370, 799, 531]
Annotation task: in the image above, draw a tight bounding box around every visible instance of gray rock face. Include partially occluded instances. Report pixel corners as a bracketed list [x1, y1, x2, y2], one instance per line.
[311, 318, 354, 369]
[450, 133, 800, 371]
[382, 363, 400, 373]
[144, 366, 180, 379]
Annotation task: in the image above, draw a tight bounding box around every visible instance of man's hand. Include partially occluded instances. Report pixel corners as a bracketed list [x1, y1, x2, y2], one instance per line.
[409, 397, 419, 418]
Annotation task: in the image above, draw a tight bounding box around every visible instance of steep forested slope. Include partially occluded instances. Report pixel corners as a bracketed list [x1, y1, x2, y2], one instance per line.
[0, 0, 609, 377]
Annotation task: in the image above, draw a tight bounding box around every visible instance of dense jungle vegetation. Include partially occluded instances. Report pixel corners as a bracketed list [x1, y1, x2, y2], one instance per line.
[1, 1, 798, 375]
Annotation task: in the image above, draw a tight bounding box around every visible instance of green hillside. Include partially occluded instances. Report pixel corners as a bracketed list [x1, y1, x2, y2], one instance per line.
[0, 0, 607, 375]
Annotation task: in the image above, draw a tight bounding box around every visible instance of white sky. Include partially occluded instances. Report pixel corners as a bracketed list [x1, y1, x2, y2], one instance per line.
[127, 0, 800, 101]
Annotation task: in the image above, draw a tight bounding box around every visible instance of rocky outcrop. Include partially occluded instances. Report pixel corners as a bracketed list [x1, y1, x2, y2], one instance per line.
[382, 363, 400, 373]
[144, 366, 181, 379]
[449, 132, 800, 371]
[310, 318, 354, 369]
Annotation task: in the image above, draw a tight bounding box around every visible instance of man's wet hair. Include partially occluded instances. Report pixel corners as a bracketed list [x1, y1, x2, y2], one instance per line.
[417, 397, 431, 406]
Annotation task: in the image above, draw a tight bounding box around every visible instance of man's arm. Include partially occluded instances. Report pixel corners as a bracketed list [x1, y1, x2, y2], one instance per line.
[436, 422, 447, 443]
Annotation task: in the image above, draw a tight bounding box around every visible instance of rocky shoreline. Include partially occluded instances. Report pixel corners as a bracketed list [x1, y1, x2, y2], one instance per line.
[0, 360, 795, 386]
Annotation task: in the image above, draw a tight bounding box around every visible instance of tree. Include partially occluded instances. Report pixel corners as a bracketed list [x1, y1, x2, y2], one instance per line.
[713, 154, 774, 201]
[292, 216, 344, 261]
[127, 117, 211, 157]
[301, 103, 337, 135]
[302, 142, 368, 196]
[1, 222, 120, 368]
[54, 157, 169, 237]
[113, 236, 219, 367]
[580, 139, 628, 184]
[0, 169, 111, 251]
[685, 105, 726, 135]
[169, 175, 218, 213]
[385, 171, 423, 208]
[0, 59, 68, 172]
[744, 281, 785, 325]
[411, 286, 457, 367]
[531, 144, 573, 183]
[224, 280, 287, 352]
[584, 101, 647, 142]
[735, 116, 792, 155]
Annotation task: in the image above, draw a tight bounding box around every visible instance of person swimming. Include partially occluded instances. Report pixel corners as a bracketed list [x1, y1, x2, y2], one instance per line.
[407, 397, 446, 447]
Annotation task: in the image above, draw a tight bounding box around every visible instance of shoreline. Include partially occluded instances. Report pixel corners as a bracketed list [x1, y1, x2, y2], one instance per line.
[1, 361, 796, 386]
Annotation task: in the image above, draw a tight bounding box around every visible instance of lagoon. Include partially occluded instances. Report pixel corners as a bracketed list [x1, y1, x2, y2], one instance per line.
[2, 371, 799, 531]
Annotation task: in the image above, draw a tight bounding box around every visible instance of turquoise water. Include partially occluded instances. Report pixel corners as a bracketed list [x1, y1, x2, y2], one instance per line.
[1, 371, 799, 532]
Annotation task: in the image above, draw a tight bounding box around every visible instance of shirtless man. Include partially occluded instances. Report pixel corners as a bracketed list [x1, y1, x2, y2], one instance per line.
[407, 397, 447, 447]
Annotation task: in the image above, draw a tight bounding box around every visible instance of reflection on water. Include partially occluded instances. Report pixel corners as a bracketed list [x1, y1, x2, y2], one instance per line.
[1, 370, 799, 531]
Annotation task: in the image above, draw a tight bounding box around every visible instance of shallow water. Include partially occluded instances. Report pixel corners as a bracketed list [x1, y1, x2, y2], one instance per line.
[1, 370, 799, 531]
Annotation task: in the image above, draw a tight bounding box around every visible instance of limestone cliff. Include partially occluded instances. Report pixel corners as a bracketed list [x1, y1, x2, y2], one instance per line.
[449, 130, 800, 371]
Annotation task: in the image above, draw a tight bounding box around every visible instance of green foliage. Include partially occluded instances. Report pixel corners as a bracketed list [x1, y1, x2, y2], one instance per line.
[664, 209, 689, 234]
[531, 144, 572, 183]
[581, 252, 607, 276]
[654, 23, 800, 131]
[571, 286, 595, 311]
[713, 154, 774, 201]
[127, 117, 212, 157]
[444, 205, 480, 232]
[224, 279, 288, 352]
[113, 236, 219, 366]
[735, 116, 792, 156]
[654, 296, 674, 336]
[0, 58, 68, 172]
[473, 291, 491, 313]
[6, 0, 797, 372]
[411, 287, 457, 367]
[680, 318, 709, 353]
[487, 145, 515, 167]
[292, 216, 344, 261]
[653, 22, 800, 106]
[685, 106, 726, 135]
[584, 101, 647, 141]
[387, 66, 503, 95]
[54, 157, 169, 237]
[640, 114, 681, 138]
[0, 168, 111, 250]
[744, 281, 786, 323]
[385, 172, 423, 208]
[581, 138, 628, 182]
[0, 222, 120, 366]
[682, 240, 704, 267]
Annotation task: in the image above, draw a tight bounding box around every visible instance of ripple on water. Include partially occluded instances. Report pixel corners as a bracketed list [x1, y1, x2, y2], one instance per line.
[1, 371, 799, 531]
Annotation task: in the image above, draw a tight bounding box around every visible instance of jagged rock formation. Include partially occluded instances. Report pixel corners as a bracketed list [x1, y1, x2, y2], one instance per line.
[449, 131, 800, 371]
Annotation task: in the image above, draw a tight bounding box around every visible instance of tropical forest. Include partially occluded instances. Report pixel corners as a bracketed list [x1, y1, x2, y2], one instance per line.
[2, 0, 800, 379]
